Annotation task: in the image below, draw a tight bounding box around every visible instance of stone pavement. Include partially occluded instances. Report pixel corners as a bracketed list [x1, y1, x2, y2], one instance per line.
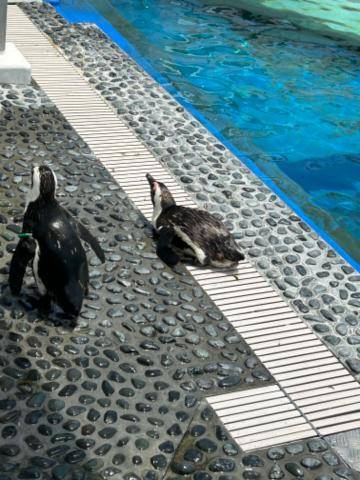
[22, 3, 360, 381]
[0, 82, 269, 479]
[0, 3, 360, 479]
[0, 75, 358, 480]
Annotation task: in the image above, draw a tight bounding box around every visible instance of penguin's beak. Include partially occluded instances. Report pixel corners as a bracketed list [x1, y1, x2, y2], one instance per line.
[146, 173, 157, 190]
[146, 173, 155, 184]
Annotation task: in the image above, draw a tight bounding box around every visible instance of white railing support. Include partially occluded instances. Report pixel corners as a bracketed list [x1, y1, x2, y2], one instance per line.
[0, 0, 7, 53]
[0, 2, 31, 84]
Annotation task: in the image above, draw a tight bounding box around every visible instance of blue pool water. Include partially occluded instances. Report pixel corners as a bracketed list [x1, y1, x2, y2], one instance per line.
[55, 0, 360, 270]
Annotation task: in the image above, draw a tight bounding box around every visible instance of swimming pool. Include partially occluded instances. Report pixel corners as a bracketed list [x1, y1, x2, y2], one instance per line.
[54, 0, 360, 270]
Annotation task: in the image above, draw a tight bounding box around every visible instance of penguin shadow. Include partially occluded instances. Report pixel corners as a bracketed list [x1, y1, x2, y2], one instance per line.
[0, 279, 78, 331]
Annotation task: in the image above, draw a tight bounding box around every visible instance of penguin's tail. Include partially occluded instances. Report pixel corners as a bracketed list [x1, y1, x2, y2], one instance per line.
[225, 248, 245, 263]
[223, 237, 245, 262]
[228, 249, 245, 262]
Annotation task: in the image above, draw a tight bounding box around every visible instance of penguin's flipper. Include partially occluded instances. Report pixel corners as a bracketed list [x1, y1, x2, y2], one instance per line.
[9, 237, 36, 295]
[76, 222, 105, 264]
[157, 226, 180, 267]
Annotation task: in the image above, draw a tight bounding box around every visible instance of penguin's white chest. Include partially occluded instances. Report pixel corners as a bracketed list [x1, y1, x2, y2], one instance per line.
[152, 189, 163, 230]
[33, 242, 47, 295]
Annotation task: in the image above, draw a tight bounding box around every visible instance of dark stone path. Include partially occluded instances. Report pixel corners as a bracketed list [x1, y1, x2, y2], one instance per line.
[22, 2, 360, 376]
[0, 83, 272, 479]
[0, 24, 358, 480]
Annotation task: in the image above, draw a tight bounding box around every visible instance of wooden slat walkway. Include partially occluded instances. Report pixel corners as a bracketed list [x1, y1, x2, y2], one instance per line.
[208, 386, 315, 451]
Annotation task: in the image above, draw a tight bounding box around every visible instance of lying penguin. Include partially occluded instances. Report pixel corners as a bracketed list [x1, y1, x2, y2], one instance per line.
[146, 173, 244, 268]
[9, 165, 105, 319]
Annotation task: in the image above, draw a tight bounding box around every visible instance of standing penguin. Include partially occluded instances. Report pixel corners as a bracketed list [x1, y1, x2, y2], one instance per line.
[146, 173, 244, 268]
[9, 165, 105, 319]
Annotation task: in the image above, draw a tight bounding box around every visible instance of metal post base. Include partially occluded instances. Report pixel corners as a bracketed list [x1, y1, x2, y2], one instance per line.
[0, 0, 7, 53]
[0, 42, 31, 85]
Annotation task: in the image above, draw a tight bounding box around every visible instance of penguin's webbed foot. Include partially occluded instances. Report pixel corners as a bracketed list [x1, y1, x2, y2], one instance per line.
[55, 311, 78, 330]
[64, 315, 78, 330]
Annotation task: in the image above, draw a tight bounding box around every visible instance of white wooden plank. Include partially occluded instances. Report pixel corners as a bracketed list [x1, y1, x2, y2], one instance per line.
[308, 403, 360, 421]
[232, 423, 313, 444]
[221, 403, 295, 423]
[281, 370, 349, 388]
[294, 383, 360, 405]
[239, 318, 303, 334]
[260, 345, 329, 362]
[207, 385, 280, 404]
[285, 375, 356, 394]
[228, 306, 295, 323]
[209, 391, 285, 410]
[240, 429, 315, 451]
[231, 417, 306, 438]
[225, 410, 301, 432]
[315, 411, 360, 429]
[218, 397, 290, 418]
[207, 281, 269, 295]
[270, 357, 338, 374]
[247, 328, 311, 344]
[303, 394, 360, 415]
[250, 334, 317, 350]
[319, 420, 360, 436]
[214, 292, 280, 308]
[257, 339, 324, 356]
[276, 363, 344, 382]
[211, 286, 275, 300]
[240, 323, 308, 338]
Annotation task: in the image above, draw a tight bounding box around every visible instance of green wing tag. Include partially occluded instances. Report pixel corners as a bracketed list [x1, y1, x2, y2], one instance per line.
[18, 233, 32, 239]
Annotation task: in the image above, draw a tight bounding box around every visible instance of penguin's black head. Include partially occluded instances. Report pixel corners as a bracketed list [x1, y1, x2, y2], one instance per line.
[38, 165, 57, 200]
[27, 165, 57, 206]
[146, 173, 176, 211]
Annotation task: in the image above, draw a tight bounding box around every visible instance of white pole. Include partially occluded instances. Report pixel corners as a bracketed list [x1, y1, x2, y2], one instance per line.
[0, 0, 7, 53]
[0, 0, 31, 84]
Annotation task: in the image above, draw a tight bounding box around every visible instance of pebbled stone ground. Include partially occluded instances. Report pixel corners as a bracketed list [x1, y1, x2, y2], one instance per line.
[0, 82, 274, 479]
[0, 54, 359, 480]
[21, 2, 360, 379]
[165, 402, 360, 480]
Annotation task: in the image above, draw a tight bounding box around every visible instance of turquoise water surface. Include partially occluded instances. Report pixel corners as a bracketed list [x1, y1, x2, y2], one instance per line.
[56, 0, 360, 269]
